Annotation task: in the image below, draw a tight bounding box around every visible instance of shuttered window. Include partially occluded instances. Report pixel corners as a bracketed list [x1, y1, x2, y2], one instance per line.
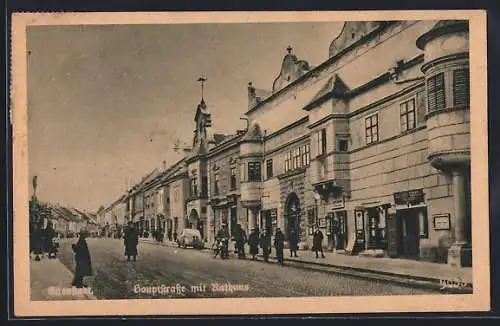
[453, 69, 470, 107]
[427, 73, 446, 112]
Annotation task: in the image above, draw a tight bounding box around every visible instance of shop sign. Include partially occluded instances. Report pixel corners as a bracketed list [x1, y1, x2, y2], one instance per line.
[394, 189, 425, 206]
[433, 214, 451, 230]
[331, 196, 345, 210]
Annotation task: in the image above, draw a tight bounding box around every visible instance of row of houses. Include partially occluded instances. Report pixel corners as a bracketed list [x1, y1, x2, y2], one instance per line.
[30, 196, 99, 238]
[98, 20, 472, 267]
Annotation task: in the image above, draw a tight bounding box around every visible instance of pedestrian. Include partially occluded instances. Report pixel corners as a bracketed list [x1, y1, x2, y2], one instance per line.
[234, 224, 247, 259]
[274, 228, 285, 265]
[124, 221, 139, 261]
[173, 230, 178, 242]
[248, 227, 259, 260]
[43, 221, 57, 258]
[313, 227, 326, 259]
[71, 229, 92, 288]
[260, 229, 271, 262]
[289, 229, 299, 258]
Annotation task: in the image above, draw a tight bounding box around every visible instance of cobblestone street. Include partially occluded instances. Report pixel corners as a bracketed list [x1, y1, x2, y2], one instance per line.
[52, 238, 438, 300]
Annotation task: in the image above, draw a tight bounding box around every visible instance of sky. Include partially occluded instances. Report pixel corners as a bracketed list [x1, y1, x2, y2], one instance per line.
[27, 22, 343, 212]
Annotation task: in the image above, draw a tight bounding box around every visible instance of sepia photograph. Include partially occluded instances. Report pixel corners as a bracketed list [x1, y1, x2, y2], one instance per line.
[10, 11, 489, 316]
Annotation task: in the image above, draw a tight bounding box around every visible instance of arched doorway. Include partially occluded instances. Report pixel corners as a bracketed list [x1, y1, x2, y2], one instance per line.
[188, 209, 199, 229]
[284, 192, 301, 241]
[188, 209, 204, 239]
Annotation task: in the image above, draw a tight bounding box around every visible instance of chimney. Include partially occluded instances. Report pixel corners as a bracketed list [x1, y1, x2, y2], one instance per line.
[247, 82, 256, 109]
[162, 160, 167, 171]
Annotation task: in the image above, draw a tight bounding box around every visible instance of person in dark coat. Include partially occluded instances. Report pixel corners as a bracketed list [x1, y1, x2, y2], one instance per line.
[274, 228, 285, 265]
[260, 229, 271, 262]
[312, 227, 326, 258]
[289, 229, 299, 258]
[234, 224, 247, 259]
[124, 221, 139, 261]
[71, 229, 92, 288]
[43, 221, 57, 258]
[248, 228, 260, 260]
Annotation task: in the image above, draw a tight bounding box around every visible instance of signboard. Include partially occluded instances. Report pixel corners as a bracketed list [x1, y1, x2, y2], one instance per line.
[433, 214, 451, 230]
[318, 217, 327, 228]
[331, 196, 345, 210]
[394, 189, 425, 205]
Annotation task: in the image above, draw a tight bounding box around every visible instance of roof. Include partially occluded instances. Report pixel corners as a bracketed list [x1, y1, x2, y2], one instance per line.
[416, 20, 469, 50]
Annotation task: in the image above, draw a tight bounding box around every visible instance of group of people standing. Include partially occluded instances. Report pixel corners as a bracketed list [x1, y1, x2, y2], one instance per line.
[247, 227, 296, 265]
[214, 223, 326, 265]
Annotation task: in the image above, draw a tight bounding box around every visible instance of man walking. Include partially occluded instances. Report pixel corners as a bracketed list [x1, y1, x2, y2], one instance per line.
[260, 229, 271, 263]
[124, 221, 139, 261]
[234, 224, 247, 259]
[313, 227, 326, 259]
[274, 228, 285, 265]
[248, 227, 259, 260]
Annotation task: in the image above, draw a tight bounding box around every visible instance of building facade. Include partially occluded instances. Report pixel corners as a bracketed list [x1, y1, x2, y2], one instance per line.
[99, 20, 471, 267]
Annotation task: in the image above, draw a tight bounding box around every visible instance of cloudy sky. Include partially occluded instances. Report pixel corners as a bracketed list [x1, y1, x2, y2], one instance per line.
[27, 22, 343, 212]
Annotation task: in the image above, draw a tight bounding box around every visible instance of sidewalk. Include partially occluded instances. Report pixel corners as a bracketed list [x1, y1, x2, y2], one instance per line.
[139, 237, 472, 293]
[30, 256, 97, 301]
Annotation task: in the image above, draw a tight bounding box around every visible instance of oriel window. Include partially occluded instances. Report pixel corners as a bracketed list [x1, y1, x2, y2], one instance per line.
[317, 128, 327, 156]
[427, 72, 446, 112]
[248, 162, 261, 181]
[400, 98, 416, 132]
[365, 114, 379, 144]
[230, 167, 237, 190]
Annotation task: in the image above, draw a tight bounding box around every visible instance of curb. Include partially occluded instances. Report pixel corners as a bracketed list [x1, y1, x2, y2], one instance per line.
[138, 239, 472, 294]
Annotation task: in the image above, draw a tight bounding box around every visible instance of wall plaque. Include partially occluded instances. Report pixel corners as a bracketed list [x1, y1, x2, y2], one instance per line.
[433, 214, 451, 230]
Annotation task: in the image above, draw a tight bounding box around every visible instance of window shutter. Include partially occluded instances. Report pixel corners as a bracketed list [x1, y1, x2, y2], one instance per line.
[453, 69, 470, 107]
[427, 73, 445, 112]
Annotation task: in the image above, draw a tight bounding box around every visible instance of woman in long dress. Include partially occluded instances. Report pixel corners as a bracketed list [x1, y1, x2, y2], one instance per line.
[71, 229, 93, 288]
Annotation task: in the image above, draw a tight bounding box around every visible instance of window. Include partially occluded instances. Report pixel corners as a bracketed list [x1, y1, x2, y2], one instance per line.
[201, 176, 208, 197]
[365, 114, 379, 144]
[230, 167, 237, 190]
[302, 144, 310, 166]
[338, 139, 349, 152]
[317, 128, 327, 156]
[400, 98, 416, 132]
[248, 162, 261, 181]
[266, 159, 273, 179]
[293, 147, 301, 169]
[453, 69, 470, 107]
[190, 177, 198, 198]
[284, 151, 291, 173]
[214, 173, 220, 195]
[427, 72, 445, 112]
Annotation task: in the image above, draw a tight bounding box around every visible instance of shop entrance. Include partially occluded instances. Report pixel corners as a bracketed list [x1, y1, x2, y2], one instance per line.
[396, 207, 426, 258]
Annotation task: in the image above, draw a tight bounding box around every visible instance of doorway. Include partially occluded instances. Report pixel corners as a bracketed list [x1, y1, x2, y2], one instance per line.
[396, 208, 424, 258]
[284, 193, 300, 241]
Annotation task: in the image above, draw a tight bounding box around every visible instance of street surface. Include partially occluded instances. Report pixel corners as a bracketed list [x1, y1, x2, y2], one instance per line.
[55, 238, 438, 299]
